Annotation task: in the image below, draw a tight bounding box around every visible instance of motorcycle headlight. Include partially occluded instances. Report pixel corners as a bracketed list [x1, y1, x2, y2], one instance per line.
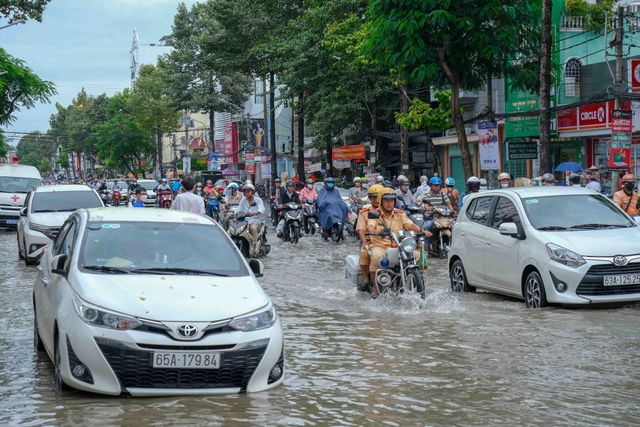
[73, 294, 142, 330]
[227, 304, 277, 332]
[546, 243, 586, 268]
[401, 236, 417, 253]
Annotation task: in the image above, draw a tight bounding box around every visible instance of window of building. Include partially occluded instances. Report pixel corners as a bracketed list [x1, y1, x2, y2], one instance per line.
[565, 58, 581, 98]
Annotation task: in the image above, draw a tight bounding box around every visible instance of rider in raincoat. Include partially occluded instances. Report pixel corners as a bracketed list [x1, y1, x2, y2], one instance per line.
[317, 177, 349, 234]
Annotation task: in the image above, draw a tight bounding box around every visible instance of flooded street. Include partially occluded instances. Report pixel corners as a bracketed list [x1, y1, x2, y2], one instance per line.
[1, 228, 639, 426]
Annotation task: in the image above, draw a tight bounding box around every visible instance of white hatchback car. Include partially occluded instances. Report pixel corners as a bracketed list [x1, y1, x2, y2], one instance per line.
[33, 208, 283, 396]
[17, 185, 103, 265]
[449, 187, 640, 308]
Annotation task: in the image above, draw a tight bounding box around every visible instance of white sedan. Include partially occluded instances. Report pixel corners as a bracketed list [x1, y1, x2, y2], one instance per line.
[33, 208, 284, 396]
[449, 186, 640, 308]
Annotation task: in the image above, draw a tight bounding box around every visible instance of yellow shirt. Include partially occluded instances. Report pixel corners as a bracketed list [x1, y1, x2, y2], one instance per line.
[613, 190, 639, 215]
[367, 208, 414, 248]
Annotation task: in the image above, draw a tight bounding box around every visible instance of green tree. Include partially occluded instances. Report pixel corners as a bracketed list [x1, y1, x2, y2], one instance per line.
[0, 0, 51, 24]
[16, 131, 56, 168]
[0, 48, 56, 125]
[366, 0, 540, 179]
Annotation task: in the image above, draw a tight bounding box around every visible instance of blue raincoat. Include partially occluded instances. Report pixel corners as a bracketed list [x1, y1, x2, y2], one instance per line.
[317, 187, 349, 231]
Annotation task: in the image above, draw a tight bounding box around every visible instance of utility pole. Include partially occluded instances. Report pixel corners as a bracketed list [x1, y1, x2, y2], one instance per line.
[538, 0, 553, 174]
[297, 93, 305, 181]
[157, 126, 163, 178]
[612, 6, 625, 190]
[269, 72, 277, 184]
[172, 133, 177, 178]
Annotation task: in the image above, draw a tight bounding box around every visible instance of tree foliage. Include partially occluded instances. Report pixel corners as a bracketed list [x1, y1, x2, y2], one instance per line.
[395, 90, 453, 132]
[0, 0, 51, 24]
[16, 131, 56, 171]
[0, 48, 56, 125]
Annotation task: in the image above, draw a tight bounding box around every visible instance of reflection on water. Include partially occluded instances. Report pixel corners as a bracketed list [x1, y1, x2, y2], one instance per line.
[1, 230, 639, 425]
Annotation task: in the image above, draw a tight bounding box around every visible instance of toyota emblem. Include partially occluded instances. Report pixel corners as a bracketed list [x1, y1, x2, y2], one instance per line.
[613, 255, 629, 267]
[177, 324, 199, 338]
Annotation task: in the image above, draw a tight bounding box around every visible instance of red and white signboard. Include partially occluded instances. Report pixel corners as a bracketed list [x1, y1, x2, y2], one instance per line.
[608, 148, 631, 168]
[557, 101, 632, 132]
[631, 59, 640, 93]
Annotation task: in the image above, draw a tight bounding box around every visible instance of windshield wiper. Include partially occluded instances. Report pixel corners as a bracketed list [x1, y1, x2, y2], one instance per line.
[537, 225, 568, 231]
[569, 223, 627, 230]
[83, 265, 132, 274]
[130, 267, 230, 276]
[33, 209, 58, 213]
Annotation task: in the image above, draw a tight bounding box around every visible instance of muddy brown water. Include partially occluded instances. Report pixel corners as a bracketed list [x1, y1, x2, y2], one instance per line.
[1, 229, 639, 426]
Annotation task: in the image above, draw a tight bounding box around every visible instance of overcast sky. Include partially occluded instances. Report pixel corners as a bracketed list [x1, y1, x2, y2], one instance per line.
[1, 0, 197, 144]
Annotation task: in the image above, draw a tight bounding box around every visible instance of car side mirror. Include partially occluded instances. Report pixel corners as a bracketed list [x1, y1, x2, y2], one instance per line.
[51, 254, 67, 276]
[248, 259, 264, 278]
[499, 222, 519, 236]
[20, 207, 27, 216]
[368, 211, 380, 220]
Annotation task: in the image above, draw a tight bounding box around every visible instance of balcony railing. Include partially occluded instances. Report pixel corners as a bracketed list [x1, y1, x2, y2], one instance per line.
[561, 15, 584, 30]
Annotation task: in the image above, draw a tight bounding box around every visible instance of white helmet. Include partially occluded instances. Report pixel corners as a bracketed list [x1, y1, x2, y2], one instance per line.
[375, 175, 384, 183]
[353, 177, 361, 183]
[420, 175, 428, 184]
[479, 178, 488, 186]
[397, 175, 408, 183]
[498, 172, 511, 181]
[243, 183, 255, 192]
[467, 176, 480, 183]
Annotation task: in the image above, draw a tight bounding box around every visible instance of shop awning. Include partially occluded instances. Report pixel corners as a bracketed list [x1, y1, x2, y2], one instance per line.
[432, 134, 480, 146]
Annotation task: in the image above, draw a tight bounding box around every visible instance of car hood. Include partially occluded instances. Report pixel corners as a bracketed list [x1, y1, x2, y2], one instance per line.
[0, 193, 26, 206]
[539, 227, 640, 256]
[73, 273, 269, 322]
[30, 211, 72, 227]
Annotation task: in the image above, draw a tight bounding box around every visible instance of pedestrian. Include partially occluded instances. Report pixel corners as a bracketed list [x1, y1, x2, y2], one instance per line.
[585, 174, 602, 192]
[170, 177, 205, 214]
[132, 187, 147, 208]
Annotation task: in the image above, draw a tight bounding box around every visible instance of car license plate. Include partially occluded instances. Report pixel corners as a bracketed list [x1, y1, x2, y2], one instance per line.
[152, 352, 220, 369]
[5, 219, 18, 225]
[603, 274, 640, 286]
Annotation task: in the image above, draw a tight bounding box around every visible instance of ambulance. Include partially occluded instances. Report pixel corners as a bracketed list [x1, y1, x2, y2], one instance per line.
[0, 156, 42, 228]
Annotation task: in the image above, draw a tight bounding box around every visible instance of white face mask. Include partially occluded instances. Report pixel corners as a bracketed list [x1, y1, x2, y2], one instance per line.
[307, 184, 312, 189]
[500, 183, 509, 188]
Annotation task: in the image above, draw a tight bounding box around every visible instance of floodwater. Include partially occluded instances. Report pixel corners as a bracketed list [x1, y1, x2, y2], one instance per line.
[1, 228, 639, 426]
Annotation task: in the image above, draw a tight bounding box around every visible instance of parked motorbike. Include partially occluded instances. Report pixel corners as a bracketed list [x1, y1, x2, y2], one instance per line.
[226, 213, 270, 258]
[280, 202, 303, 244]
[302, 198, 319, 235]
[344, 219, 426, 299]
[431, 206, 453, 259]
[157, 190, 173, 209]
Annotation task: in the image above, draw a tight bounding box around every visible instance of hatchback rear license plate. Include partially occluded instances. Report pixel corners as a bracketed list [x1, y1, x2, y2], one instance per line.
[152, 352, 220, 369]
[603, 274, 640, 286]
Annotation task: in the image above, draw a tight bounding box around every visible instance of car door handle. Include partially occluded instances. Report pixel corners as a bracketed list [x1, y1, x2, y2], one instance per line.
[41, 277, 50, 286]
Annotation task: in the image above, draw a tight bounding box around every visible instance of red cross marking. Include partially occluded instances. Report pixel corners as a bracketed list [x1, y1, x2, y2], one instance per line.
[11, 195, 19, 203]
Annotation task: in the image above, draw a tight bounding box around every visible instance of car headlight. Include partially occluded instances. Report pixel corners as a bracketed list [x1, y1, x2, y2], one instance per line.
[546, 243, 586, 268]
[73, 294, 142, 330]
[227, 304, 277, 332]
[401, 236, 417, 253]
[29, 221, 57, 239]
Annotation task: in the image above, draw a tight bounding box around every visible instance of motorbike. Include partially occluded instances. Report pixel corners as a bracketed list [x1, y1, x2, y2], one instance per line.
[99, 190, 110, 206]
[206, 194, 225, 221]
[344, 219, 426, 299]
[112, 189, 123, 207]
[226, 213, 270, 258]
[280, 202, 303, 244]
[431, 206, 453, 259]
[322, 221, 344, 243]
[344, 196, 369, 237]
[302, 198, 319, 235]
[157, 190, 173, 209]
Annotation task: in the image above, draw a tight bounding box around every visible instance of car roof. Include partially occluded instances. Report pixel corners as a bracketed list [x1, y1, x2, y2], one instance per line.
[83, 207, 215, 225]
[0, 164, 42, 179]
[138, 179, 158, 182]
[470, 186, 598, 200]
[35, 184, 94, 193]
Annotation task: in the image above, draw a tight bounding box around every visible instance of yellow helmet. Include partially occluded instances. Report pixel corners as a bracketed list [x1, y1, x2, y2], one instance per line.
[367, 184, 384, 197]
[377, 187, 397, 205]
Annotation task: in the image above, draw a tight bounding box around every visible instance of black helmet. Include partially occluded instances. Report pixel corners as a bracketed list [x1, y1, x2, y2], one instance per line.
[325, 177, 335, 183]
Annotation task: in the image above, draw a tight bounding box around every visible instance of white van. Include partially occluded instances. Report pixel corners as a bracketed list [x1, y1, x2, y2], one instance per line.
[0, 163, 42, 228]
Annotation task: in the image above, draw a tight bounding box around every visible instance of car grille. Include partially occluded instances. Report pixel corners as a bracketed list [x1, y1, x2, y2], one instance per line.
[96, 339, 267, 390]
[577, 263, 640, 296]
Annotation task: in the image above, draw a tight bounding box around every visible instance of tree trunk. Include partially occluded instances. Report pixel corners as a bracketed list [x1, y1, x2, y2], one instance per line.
[157, 126, 163, 178]
[539, 0, 553, 174]
[326, 139, 333, 176]
[451, 81, 473, 179]
[209, 110, 215, 153]
[269, 72, 278, 184]
[296, 93, 305, 180]
[399, 86, 410, 177]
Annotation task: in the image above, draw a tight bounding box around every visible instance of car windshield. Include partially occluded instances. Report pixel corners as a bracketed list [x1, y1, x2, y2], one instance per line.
[79, 221, 248, 276]
[522, 194, 635, 230]
[139, 181, 158, 190]
[0, 177, 41, 193]
[31, 191, 103, 213]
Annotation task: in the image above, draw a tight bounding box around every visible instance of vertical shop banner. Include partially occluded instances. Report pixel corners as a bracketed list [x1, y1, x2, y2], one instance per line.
[183, 156, 191, 175]
[609, 148, 631, 168]
[224, 122, 239, 164]
[477, 121, 499, 170]
[611, 110, 633, 149]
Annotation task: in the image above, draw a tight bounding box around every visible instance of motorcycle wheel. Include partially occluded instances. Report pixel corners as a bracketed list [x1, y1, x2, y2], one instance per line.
[332, 223, 343, 243]
[291, 223, 299, 244]
[440, 235, 450, 259]
[407, 268, 426, 299]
